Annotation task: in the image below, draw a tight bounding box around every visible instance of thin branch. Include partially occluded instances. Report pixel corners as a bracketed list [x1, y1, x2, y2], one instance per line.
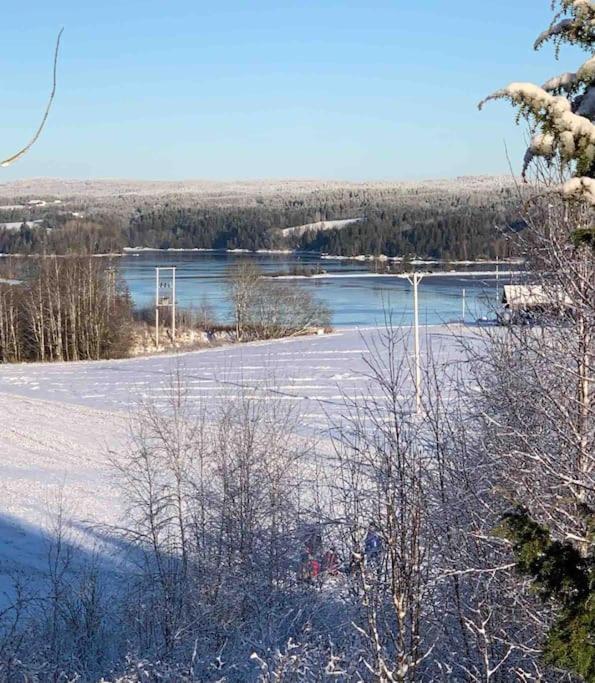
[1, 28, 64, 168]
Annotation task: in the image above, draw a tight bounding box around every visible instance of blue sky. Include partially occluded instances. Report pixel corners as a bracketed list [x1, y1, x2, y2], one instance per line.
[0, 1, 584, 181]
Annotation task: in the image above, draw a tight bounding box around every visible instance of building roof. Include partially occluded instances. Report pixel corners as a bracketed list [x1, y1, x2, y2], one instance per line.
[502, 284, 573, 309]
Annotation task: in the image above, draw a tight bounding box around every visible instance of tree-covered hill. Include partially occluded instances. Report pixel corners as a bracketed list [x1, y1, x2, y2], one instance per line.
[0, 176, 523, 259]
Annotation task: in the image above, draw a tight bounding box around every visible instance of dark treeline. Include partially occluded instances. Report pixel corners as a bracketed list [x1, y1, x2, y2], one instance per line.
[0, 216, 126, 255]
[295, 205, 517, 259]
[0, 257, 133, 362]
[128, 206, 287, 251]
[0, 182, 522, 259]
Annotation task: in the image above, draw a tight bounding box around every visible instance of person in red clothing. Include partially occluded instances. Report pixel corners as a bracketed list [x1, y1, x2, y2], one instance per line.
[307, 554, 320, 580]
[299, 550, 320, 583]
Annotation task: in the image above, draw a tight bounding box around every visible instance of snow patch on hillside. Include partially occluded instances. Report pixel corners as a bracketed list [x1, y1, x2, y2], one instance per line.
[281, 217, 363, 237]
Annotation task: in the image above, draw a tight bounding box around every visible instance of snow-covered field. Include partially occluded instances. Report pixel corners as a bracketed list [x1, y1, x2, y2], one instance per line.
[0, 325, 467, 588]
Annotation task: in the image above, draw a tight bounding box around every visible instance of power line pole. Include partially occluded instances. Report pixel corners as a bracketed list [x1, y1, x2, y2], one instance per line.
[172, 266, 176, 342]
[405, 272, 424, 415]
[462, 287, 466, 323]
[155, 266, 176, 348]
[155, 267, 160, 348]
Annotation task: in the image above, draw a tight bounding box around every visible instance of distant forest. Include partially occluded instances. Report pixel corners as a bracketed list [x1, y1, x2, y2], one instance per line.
[0, 182, 523, 260]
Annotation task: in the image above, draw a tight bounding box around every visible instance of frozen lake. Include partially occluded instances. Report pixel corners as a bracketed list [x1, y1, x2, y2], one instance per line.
[120, 251, 513, 327]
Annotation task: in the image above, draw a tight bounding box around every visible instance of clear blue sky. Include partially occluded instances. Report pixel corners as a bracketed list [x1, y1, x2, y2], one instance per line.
[0, 0, 584, 181]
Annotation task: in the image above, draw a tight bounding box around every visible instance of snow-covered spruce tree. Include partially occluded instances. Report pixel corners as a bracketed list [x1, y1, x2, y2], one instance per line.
[480, 0, 595, 222]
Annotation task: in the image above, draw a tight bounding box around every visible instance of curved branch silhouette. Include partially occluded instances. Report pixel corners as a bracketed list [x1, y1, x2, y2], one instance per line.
[1, 28, 64, 168]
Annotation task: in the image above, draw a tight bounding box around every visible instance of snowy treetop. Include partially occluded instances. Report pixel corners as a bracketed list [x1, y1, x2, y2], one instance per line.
[481, 0, 595, 204]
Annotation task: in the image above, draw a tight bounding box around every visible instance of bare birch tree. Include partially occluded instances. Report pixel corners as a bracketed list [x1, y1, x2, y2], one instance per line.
[227, 262, 329, 341]
[0, 256, 133, 362]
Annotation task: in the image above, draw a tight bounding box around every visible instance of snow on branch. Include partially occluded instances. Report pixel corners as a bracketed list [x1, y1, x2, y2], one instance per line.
[542, 71, 578, 93]
[534, 0, 595, 51]
[534, 19, 575, 50]
[1, 28, 64, 168]
[522, 134, 555, 176]
[577, 54, 595, 83]
[541, 57, 595, 105]
[562, 175, 595, 202]
[569, 0, 595, 17]
[479, 82, 595, 175]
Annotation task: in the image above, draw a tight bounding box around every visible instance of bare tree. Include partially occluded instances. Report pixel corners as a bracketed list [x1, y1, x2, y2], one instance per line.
[226, 262, 329, 341]
[321, 326, 434, 681]
[0, 260, 23, 362]
[0, 256, 133, 362]
[1, 29, 63, 168]
[111, 367, 317, 676]
[228, 262, 262, 341]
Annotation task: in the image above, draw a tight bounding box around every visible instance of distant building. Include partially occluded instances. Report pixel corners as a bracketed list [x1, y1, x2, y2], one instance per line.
[500, 284, 573, 323]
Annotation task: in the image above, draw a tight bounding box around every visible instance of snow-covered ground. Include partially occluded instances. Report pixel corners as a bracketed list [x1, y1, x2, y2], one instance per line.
[281, 217, 363, 237]
[0, 396, 128, 588]
[0, 219, 43, 231]
[0, 325, 467, 589]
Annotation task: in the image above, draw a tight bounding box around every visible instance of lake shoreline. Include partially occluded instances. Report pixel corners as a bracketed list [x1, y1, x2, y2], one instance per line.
[266, 270, 523, 280]
[0, 245, 524, 268]
[120, 246, 524, 267]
